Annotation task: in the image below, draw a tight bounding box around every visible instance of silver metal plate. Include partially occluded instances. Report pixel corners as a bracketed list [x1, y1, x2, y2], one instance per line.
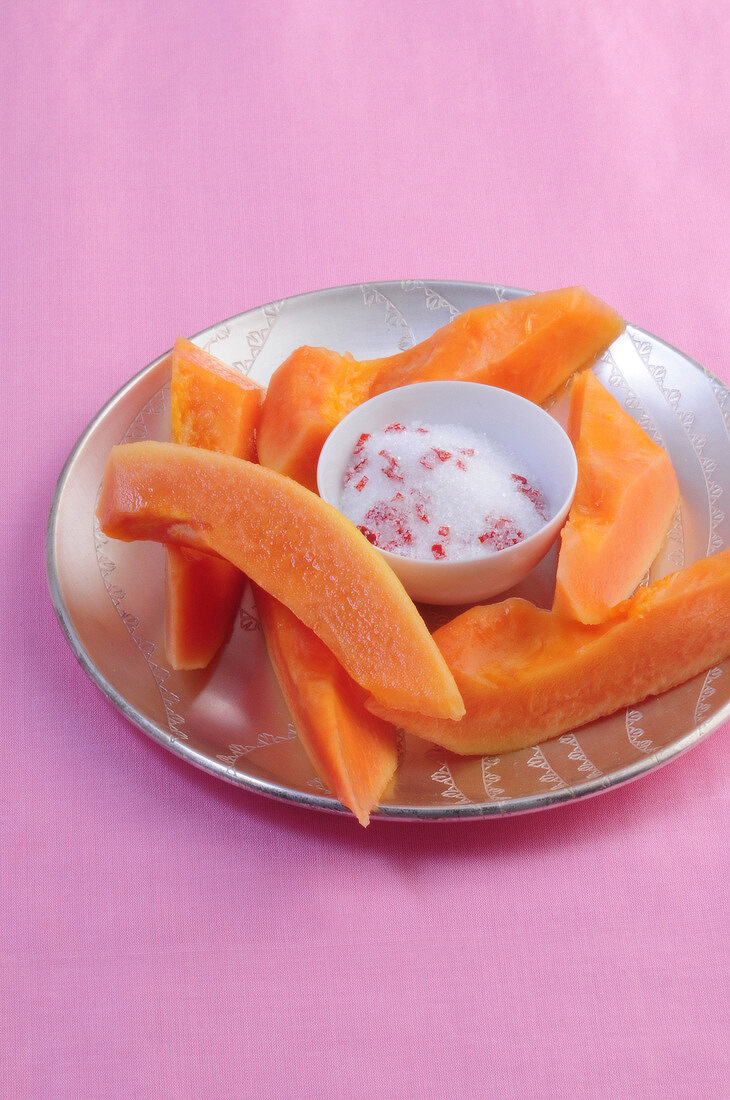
[46, 281, 730, 820]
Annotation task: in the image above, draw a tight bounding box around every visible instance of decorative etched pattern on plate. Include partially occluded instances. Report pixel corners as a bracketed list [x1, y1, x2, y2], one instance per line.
[709, 374, 730, 443]
[401, 280, 460, 320]
[625, 708, 655, 756]
[217, 723, 299, 768]
[694, 667, 724, 726]
[480, 756, 508, 802]
[230, 300, 284, 375]
[629, 332, 725, 556]
[526, 746, 568, 792]
[360, 284, 415, 351]
[557, 735, 602, 781]
[431, 762, 472, 805]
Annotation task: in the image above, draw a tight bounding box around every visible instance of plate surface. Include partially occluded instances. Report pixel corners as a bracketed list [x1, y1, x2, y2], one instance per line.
[47, 281, 730, 820]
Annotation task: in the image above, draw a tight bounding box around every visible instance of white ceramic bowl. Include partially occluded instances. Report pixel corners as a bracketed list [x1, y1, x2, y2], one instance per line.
[317, 381, 577, 605]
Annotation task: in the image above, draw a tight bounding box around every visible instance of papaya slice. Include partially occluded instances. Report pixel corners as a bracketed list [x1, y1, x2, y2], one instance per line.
[256, 588, 398, 826]
[367, 286, 624, 400]
[256, 346, 379, 491]
[97, 441, 465, 721]
[165, 336, 264, 669]
[171, 336, 264, 453]
[367, 550, 730, 754]
[165, 548, 248, 671]
[552, 372, 680, 624]
[257, 287, 624, 489]
[253, 350, 399, 821]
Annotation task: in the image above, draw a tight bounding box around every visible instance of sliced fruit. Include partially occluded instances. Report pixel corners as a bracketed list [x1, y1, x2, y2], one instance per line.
[367, 286, 624, 401]
[97, 441, 465, 720]
[367, 550, 730, 754]
[257, 288, 624, 488]
[256, 345, 378, 491]
[165, 547, 247, 670]
[256, 588, 398, 826]
[171, 336, 264, 453]
[553, 372, 680, 623]
[165, 336, 265, 669]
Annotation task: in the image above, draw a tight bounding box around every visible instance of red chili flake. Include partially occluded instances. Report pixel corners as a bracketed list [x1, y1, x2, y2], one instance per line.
[364, 501, 413, 551]
[382, 533, 413, 551]
[459, 448, 475, 456]
[354, 432, 371, 454]
[431, 544, 446, 559]
[438, 525, 450, 537]
[455, 459, 467, 471]
[378, 449, 405, 482]
[416, 427, 429, 434]
[392, 492, 405, 501]
[479, 515, 524, 551]
[345, 456, 368, 483]
[511, 473, 547, 518]
[355, 476, 368, 492]
[384, 422, 406, 432]
[421, 447, 452, 468]
[357, 525, 378, 544]
[415, 501, 430, 523]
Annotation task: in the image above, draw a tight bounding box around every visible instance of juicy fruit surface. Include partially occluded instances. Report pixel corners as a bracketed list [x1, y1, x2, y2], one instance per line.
[171, 336, 264, 454]
[553, 372, 680, 624]
[165, 548, 245, 670]
[98, 441, 465, 721]
[257, 288, 624, 489]
[257, 346, 378, 491]
[367, 286, 624, 400]
[367, 550, 730, 754]
[165, 337, 264, 669]
[256, 589, 398, 826]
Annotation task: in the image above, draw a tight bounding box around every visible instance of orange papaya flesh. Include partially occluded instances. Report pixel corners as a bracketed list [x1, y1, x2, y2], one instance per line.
[171, 336, 264, 453]
[256, 345, 378, 491]
[165, 548, 245, 670]
[553, 372, 680, 624]
[366, 550, 730, 755]
[256, 348, 399, 819]
[367, 286, 624, 402]
[97, 442, 465, 721]
[257, 289, 624, 489]
[255, 588, 398, 826]
[165, 337, 265, 669]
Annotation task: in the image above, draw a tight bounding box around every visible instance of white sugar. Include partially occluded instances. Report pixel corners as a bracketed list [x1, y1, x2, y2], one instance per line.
[339, 421, 548, 561]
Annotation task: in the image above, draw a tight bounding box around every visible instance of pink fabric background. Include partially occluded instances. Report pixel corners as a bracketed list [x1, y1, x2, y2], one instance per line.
[3, 2, 729, 1096]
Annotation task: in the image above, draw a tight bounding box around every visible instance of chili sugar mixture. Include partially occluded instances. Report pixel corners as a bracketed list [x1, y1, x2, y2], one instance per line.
[340, 421, 548, 561]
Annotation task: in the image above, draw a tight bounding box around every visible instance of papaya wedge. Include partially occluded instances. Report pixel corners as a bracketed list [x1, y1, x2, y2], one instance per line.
[553, 372, 680, 623]
[165, 336, 264, 669]
[256, 589, 398, 826]
[367, 551, 730, 754]
[97, 441, 465, 721]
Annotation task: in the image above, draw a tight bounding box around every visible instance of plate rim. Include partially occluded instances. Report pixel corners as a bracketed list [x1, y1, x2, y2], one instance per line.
[46, 279, 730, 822]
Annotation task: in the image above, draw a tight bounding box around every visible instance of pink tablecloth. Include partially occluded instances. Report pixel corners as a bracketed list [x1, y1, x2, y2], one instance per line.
[3, 3, 729, 1097]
